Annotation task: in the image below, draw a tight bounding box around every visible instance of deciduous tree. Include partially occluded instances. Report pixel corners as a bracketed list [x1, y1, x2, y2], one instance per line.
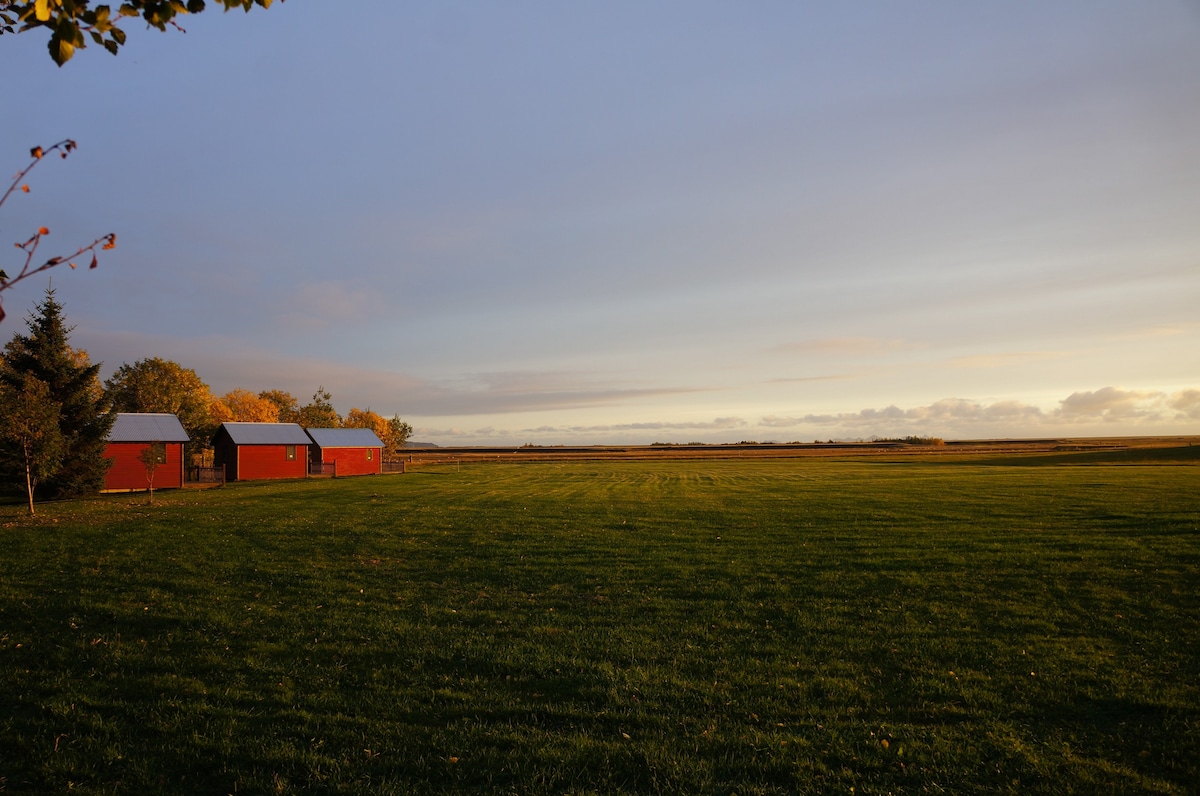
[138, 440, 165, 504]
[1, 0, 282, 66]
[386, 415, 412, 457]
[210, 388, 278, 424]
[0, 375, 64, 513]
[297, 386, 339, 429]
[342, 407, 383, 433]
[105, 357, 213, 459]
[328, 407, 412, 457]
[342, 406, 388, 447]
[0, 287, 113, 497]
[258, 389, 299, 424]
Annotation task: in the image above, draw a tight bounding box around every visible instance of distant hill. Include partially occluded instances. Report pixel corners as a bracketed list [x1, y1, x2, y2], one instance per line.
[403, 442, 439, 449]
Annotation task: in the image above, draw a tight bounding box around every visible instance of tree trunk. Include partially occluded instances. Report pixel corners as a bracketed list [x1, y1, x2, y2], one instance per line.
[23, 443, 35, 515]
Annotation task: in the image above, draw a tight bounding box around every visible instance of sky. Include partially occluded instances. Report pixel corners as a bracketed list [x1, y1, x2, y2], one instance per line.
[2, 1, 1198, 445]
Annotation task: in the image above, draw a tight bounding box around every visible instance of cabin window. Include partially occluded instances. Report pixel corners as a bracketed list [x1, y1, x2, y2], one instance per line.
[286, 445, 296, 461]
[367, 449, 374, 461]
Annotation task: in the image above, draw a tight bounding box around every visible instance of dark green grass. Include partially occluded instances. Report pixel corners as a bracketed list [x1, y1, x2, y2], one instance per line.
[1, 460, 1197, 794]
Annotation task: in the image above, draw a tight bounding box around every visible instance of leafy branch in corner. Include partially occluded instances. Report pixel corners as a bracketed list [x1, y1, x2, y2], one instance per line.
[0, 0, 281, 66]
[0, 139, 115, 324]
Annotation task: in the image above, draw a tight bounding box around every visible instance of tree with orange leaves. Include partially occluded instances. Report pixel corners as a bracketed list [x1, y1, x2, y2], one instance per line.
[210, 389, 280, 424]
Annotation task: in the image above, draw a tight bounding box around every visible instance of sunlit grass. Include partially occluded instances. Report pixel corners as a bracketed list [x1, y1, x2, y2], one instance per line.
[1, 459, 1197, 793]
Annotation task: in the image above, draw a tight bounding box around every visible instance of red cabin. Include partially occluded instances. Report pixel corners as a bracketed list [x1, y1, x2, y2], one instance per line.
[306, 427, 384, 476]
[211, 422, 311, 482]
[103, 413, 190, 492]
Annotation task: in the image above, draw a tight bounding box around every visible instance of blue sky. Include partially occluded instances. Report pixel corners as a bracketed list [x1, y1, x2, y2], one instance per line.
[3, 2, 1198, 444]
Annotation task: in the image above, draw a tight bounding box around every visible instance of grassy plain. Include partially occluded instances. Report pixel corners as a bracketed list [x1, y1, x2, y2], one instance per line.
[1, 455, 1197, 794]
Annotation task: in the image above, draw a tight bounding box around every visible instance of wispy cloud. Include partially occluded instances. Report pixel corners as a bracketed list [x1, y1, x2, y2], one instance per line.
[773, 337, 915, 356]
[275, 279, 390, 331]
[426, 371, 711, 415]
[418, 427, 473, 439]
[82, 327, 713, 417]
[1115, 323, 1197, 341]
[942, 351, 1063, 369]
[417, 417, 748, 442]
[767, 373, 861, 384]
[538, 417, 747, 434]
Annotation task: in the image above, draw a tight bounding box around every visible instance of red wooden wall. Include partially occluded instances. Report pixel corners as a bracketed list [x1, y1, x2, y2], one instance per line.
[315, 447, 382, 477]
[235, 444, 309, 481]
[103, 442, 185, 491]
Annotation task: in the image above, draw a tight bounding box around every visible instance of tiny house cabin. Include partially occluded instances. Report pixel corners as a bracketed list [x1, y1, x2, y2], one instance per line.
[211, 422, 311, 482]
[305, 427, 384, 476]
[103, 413, 190, 492]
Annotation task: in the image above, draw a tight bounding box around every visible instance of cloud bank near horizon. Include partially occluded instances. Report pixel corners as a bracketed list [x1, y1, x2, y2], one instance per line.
[62, 328, 1200, 444]
[416, 387, 1200, 444]
[766, 387, 1200, 432]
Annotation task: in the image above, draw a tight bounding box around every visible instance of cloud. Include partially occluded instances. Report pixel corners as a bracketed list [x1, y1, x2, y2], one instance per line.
[773, 337, 914, 356]
[414, 417, 748, 445]
[417, 427, 471, 438]
[943, 351, 1062, 369]
[907, 398, 1047, 423]
[1057, 387, 1167, 422]
[528, 417, 747, 434]
[761, 397, 1048, 430]
[761, 414, 828, 428]
[761, 386, 1200, 437]
[425, 371, 710, 415]
[1113, 323, 1197, 342]
[81, 327, 711, 417]
[1170, 389, 1200, 419]
[276, 279, 390, 331]
[768, 373, 860, 384]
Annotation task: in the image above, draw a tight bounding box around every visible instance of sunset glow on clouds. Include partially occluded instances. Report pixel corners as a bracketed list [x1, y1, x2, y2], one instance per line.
[2, 2, 1197, 444]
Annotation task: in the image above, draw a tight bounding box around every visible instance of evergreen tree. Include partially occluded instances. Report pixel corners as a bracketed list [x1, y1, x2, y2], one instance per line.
[0, 287, 113, 498]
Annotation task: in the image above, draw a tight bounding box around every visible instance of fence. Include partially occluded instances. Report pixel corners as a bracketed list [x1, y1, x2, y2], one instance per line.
[188, 465, 225, 485]
[310, 461, 336, 477]
[382, 461, 407, 474]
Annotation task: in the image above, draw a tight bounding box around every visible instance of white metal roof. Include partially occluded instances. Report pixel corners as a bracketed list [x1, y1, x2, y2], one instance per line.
[305, 427, 384, 448]
[108, 413, 191, 443]
[216, 422, 312, 445]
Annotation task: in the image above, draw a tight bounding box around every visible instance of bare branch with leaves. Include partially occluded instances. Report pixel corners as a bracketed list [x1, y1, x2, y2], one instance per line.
[0, 139, 115, 323]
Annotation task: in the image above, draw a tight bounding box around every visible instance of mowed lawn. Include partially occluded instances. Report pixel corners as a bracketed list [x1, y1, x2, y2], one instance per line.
[1, 458, 1197, 794]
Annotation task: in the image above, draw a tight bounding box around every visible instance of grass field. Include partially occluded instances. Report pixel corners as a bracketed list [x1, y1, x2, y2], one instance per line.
[1, 456, 1198, 794]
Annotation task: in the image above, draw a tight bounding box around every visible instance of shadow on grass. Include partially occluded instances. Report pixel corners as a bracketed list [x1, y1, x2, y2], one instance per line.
[918, 445, 1200, 467]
